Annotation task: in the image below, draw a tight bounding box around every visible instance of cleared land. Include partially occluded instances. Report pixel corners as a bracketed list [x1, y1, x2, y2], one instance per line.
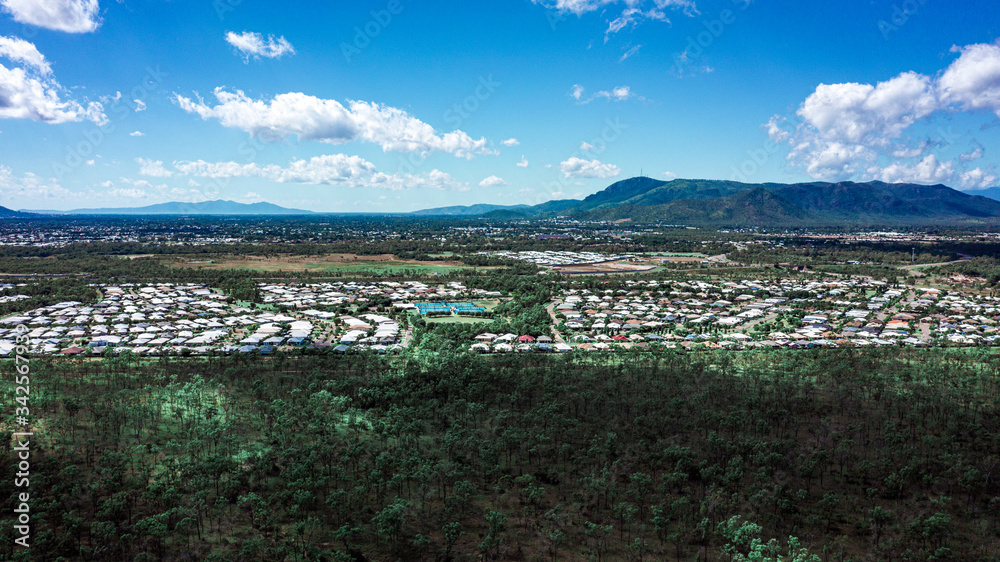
[170, 253, 471, 275]
[553, 259, 659, 275]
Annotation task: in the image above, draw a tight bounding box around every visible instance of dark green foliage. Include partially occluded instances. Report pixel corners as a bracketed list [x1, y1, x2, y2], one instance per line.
[3, 347, 999, 560]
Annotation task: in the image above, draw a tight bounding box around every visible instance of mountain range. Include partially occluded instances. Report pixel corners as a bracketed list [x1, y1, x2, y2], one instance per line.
[12, 179, 1000, 225]
[418, 178, 1000, 226]
[29, 200, 314, 216]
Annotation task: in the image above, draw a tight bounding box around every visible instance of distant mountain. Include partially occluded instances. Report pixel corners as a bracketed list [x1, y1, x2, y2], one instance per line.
[410, 203, 531, 216]
[963, 187, 1000, 203]
[411, 199, 580, 217]
[0, 205, 31, 218]
[576, 187, 814, 225]
[456, 177, 1000, 226]
[35, 200, 314, 216]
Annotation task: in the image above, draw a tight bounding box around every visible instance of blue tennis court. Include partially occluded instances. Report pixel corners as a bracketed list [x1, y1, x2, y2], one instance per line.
[415, 302, 486, 315]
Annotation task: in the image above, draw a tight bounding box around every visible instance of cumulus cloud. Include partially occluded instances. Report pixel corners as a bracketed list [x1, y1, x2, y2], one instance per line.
[136, 158, 173, 177]
[960, 167, 998, 189]
[938, 42, 1000, 116]
[129, 130, 144, 137]
[175, 88, 492, 159]
[0, 36, 106, 125]
[0, 36, 50, 75]
[960, 145, 984, 162]
[133, 99, 146, 112]
[172, 153, 469, 191]
[225, 31, 296, 62]
[560, 156, 621, 178]
[768, 40, 1000, 186]
[479, 175, 510, 188]
[0, 165, 72, 202]
[0, 0, 100, 33]
[874, 154, 955, 185]
[516, 155, 529, 168]
[501, 138, 520, 146]
[662, 171, 677, 180]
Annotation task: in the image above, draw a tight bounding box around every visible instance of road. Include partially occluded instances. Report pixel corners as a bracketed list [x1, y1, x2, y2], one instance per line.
[545, 302, 567, 344]
[900, 253, 971, 275]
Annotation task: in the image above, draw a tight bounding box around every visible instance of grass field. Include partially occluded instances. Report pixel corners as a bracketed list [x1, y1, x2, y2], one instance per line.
[423, 316, 491, 324]
[644, 252, 708, 257]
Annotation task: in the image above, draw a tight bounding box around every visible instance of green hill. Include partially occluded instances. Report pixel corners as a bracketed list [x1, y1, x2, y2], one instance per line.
[576, 187, 813, 225]
[413, 177, 1000, 226]
[0, 205, 30, 218]
[554, 177, 1000, 226]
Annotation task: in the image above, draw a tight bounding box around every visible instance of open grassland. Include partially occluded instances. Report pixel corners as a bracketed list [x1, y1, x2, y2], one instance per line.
[170, 253, 473, 275]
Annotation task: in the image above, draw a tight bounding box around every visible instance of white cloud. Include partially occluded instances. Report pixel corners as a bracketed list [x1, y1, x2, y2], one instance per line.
[571, 84, 638, 103]
[662, 171, 677, 180]
[960, 145, 984, 162]
[175, 88, 492, 159]
[129, 130, 144, 137]
[0, 36, 105, 125]
[173, 153, 469, 191]
[118, 177, 164, 191]
[605, 8, 668, 42]
[0, 36, 50, 75]
[534, 0, 697, 40]
[516, 155, 529, 168]
[891, 142, 926, 159]
[136, 158, 173, 177]
[225, 31, 296, 62]
[479, 175, 510, 188]
[874, 154, 955, 185]
[938, 42, 1000, 117]
[797, 72, 937, 145]
[960, 167, 998, 189]
[0, 0, 100, 33]
[768, 40, 1000, 186]
[619, 44, 641, 62]
[501, 138, 520, 146]
[105, 186, 150, 200]
[0, 165, 72, 202]
[560, 156, 621, 178]
[242, 191, 263, 202]
[133, 99, 146, 112]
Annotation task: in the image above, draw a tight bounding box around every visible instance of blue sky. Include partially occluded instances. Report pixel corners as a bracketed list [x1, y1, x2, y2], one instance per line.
[0, 0, 998, 212]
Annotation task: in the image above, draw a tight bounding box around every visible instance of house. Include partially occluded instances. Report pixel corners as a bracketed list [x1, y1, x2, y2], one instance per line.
[517, 335, 535, 343]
